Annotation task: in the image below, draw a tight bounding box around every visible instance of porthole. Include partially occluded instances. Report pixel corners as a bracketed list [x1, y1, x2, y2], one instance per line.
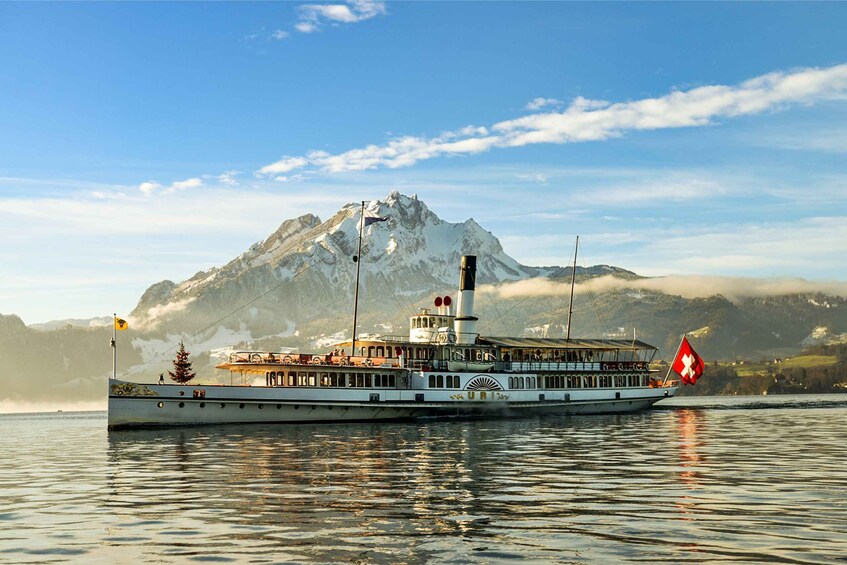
[328, 405, 333, 410]
[239, 403, 245, 409]
[178, 402, 185, 408]
[179, 390, 185, 396]
[258, 404, 264, 409]
[157, 402, 164, 408]
[199, 402, 205, 408]
[311, 405, 316, 410]
[220, 403, 226, 408]
[277, 404, 282, 409]
[294, 405, 299, 410]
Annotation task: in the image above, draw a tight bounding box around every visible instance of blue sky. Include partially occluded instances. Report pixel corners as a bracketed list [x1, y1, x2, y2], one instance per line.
[2, 1, 847, 324]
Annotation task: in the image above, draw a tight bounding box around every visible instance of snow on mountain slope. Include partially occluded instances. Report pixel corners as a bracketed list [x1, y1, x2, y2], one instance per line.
[130, 191, 543, 332]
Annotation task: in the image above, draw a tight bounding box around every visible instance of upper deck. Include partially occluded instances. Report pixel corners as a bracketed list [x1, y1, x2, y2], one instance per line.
[215, 335, 658, 375]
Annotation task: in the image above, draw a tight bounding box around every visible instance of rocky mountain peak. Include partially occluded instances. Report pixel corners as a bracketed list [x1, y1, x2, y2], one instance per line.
[130, 191, 540, 327]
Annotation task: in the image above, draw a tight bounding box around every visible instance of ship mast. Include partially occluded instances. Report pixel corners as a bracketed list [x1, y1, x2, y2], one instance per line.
[111, 312, 117, 379]
[565, 236, 579, 340]
[351, 201, 365, 358]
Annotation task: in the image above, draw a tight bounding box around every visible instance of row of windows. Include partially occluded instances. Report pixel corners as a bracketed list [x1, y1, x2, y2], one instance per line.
[261, 371, 647, 390]
[421, 373, 650, 391]
[412, 316, 451, 329]
[504, 350, 595, 363]
[264, 371, 396, 388]
[428, 374, 461, 388]
[453, 348, 496, 362]
[503, 349, 647, 363]
[544, 374, 648, 389]
[336, 345, 435, 360]
[508, 377, 538, 389]
[160, 401, 335, 411]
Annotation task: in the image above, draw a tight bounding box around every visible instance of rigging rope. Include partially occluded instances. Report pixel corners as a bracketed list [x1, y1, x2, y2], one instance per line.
[475, 280, 514, 336]
[577, 246, 611, 336]
[369, 246, 419, 322]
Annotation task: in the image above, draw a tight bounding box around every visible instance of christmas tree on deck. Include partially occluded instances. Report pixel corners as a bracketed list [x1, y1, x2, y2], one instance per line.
[168, 341, 196, 384]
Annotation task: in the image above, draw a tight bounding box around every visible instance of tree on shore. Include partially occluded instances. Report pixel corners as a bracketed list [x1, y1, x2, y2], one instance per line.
[168, 341, 196, 384]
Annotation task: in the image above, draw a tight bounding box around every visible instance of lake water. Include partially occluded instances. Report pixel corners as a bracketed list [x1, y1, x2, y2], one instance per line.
[2, 395, 847, 564]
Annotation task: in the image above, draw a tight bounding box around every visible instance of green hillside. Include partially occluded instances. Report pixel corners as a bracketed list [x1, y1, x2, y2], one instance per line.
[676, 343, 847, 396]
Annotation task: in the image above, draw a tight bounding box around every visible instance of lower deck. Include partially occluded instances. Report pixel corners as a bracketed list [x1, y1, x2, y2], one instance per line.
[107, 377, 677, 428]
[237, 367, 669, 392]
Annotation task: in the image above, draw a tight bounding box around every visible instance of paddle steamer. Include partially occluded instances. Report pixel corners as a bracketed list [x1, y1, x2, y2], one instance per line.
[108, 254, 679, 428]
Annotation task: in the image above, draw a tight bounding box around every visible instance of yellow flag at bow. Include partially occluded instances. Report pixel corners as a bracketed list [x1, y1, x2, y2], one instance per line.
[115, 317, 128, 331]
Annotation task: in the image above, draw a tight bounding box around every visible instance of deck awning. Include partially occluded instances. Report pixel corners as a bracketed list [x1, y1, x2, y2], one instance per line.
[479, 336, 657, 352]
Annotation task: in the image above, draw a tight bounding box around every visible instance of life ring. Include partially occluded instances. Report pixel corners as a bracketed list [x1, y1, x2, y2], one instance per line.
[250, 353, 262, 363]
[311, 356, 323, 365]
[364, 358, 373, 367]
[437, 332, 448, 345]
[281, 355, 292, 364]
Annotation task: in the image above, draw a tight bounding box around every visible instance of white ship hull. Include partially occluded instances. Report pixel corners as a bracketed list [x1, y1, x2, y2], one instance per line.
[107, 379, 676, 428]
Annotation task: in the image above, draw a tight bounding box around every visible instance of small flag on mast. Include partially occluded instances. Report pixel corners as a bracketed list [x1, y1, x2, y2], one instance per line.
[672, 336, 704, 385]
[362, 209, 388, 227]
[115, 317, 128, 331]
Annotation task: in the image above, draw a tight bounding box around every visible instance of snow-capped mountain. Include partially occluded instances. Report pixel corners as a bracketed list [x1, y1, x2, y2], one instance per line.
[130, 191, 546, 338]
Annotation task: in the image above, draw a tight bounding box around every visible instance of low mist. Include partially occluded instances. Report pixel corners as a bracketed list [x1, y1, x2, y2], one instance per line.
[480, 275, 847, 303]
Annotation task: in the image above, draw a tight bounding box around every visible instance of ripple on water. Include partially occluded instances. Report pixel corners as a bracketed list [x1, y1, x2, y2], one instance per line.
[2, 398, 847, 562]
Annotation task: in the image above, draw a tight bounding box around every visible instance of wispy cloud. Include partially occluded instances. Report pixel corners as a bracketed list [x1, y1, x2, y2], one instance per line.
[502, 213, 847, 278]
[271, 29, 290, 40]
[170, 177, 203, 191]
[257, 156, 309, 175]
[295, 0, 386, 34]
[139, 177, 203, 195]
[481, 273, 847, 303]
[274, 174, 307, 183]
[516, 172, 549, 184]
[0, 187, 331, 236]
[525, 97, 562, 111]
[142, 297, 196, 328]
[139, 181, 162, 195]
[755, 128, 847, 154]
[255, 63, 847, 175]
[217, 170, 241, 186]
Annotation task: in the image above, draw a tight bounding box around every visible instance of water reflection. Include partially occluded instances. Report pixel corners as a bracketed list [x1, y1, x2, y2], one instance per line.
[4, 400, 847, 563]
[104, 416, 693, 562]
[676, 408, 705, 487]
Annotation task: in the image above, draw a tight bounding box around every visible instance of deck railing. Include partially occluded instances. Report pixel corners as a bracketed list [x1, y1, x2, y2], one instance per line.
[505, 361, 603, 372]
[226, 353, 655, 377]
[226, 351, 401, 369]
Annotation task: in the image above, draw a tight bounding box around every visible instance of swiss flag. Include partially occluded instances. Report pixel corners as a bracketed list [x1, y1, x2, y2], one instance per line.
[672, 336, 705, 385]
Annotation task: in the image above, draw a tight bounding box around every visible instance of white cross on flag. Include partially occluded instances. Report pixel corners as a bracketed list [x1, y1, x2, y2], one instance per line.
[672, 336, 705, 385]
